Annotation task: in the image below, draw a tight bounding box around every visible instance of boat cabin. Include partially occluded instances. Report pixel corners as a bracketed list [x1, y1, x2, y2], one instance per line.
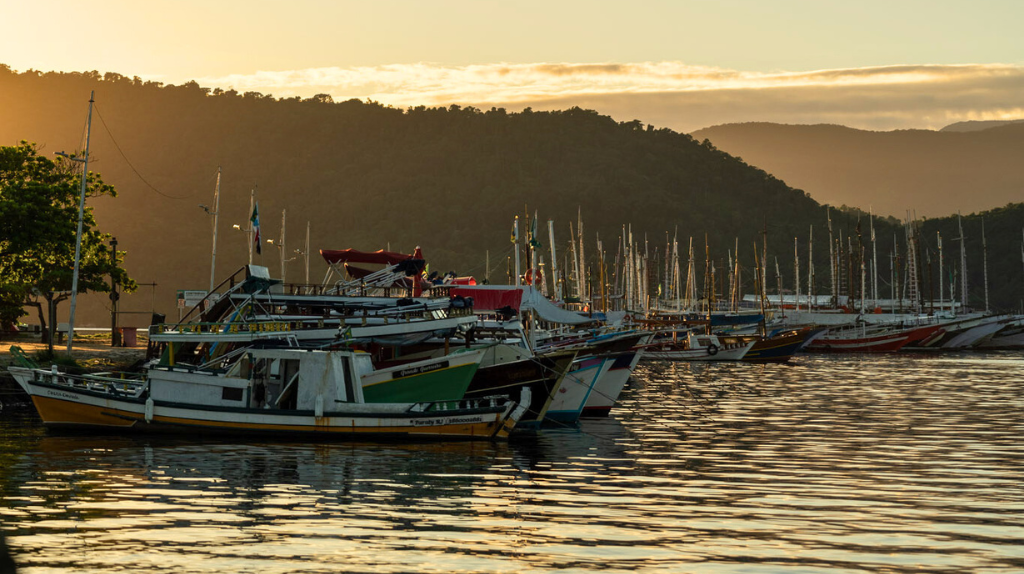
[147, 348, 368, 412]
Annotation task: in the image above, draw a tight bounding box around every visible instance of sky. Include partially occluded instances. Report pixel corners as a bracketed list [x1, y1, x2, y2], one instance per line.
[3, 0, 1023, 132]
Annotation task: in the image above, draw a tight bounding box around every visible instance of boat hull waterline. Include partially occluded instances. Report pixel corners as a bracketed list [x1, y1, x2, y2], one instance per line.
[10, 367, 522, 440]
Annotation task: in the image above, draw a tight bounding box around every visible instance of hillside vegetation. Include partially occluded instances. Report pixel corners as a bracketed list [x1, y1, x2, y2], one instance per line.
[1, 66, 1021, 322]
[691, 122, 1024, 218]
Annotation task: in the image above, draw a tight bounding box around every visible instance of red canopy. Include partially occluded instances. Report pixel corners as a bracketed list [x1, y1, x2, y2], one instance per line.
[321, 247, 423, 265]
[450, 286, 523, 311]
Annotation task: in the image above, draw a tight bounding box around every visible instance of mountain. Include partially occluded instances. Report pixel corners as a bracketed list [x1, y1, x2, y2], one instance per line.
[690, 122, 1024, 218]
[940, 119, 1024, 132]
[1, 66, 1021, 324]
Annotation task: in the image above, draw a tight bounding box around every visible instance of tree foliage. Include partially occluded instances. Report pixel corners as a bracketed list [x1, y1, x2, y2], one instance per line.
[0, 141, 135, 334]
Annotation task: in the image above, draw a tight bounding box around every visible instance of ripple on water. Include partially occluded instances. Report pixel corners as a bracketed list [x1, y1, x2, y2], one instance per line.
[0, 352, 1022, 572]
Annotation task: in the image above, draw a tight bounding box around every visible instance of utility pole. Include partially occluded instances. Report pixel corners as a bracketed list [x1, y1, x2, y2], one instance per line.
[109, 237, 120, 347]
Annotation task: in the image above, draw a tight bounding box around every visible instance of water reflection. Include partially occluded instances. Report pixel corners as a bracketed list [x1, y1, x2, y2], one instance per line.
[1, 352, 1022, 572]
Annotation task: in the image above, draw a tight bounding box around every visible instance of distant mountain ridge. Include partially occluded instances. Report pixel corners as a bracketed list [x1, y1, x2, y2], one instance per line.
[690, 122, 1024, 218]
[940, 119, 1024, 132]
[2, 65, 1023, 322]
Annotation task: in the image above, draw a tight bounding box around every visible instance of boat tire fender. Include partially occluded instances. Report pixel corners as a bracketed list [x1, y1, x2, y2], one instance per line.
[707, 344, 719, 356]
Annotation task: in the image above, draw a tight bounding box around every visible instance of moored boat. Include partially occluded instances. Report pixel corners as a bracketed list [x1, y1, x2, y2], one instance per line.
[803, 323, 941, 353]
[642, 331, 754, 361]
[8, 346, 524, 440]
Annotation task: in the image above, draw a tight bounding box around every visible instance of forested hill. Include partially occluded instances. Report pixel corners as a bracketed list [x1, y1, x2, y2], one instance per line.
[691, 122, 1024, 218]
[1, 66, 1021, 323]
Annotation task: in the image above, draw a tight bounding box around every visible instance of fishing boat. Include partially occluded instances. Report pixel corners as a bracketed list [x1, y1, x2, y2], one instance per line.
[803, 322, 942, 353]
[642, 331, 755, 361]
[581, 333, 652, 417]
[8, 346, 524, 440]
[727, 327, 821, 363]
[544, 354, 612, 424]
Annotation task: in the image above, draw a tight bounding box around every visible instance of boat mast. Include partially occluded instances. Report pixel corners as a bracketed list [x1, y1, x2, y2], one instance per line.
[512, 216, 520, 287]
[958, 213, 968, 311]
[547, 220, 559, 301]
[278, 209, 287, 284]
[64, 90, 95, 354]
[808, 225, 814, 310]
[577, 208, 586, 303]
[205, 166, 221, 292]
[794, 237, 800, 312]
[982, 218, 989, 313]
[937, 232, 944, 313]
[827, 209, 836, 307]
[870, 208, 878, 308]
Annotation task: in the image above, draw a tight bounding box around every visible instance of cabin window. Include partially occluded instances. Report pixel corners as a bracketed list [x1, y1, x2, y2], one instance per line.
[222, 387, 244, 401]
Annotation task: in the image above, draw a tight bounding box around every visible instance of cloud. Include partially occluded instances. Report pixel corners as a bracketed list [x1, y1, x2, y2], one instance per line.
[190, 62, 1024, 132]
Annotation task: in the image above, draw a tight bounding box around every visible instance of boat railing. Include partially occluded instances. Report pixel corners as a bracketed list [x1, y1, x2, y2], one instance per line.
[408, 395, 508, 413]
[31, 368, 147, 396]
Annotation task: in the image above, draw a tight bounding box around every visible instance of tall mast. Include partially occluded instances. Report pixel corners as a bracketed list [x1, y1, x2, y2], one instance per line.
[207, 166, 221, 292]
[808, 225, 814, 310]
[775, 256, 783, 312]
[65, 90, 95, 354]
[512, 216, 521, 287]
[279, 209, 287, 284]
[794, 237, 801, 312]
[870, 208, 877, 307]
[827, 209, 836, 307]
[958, 213, 968, 310]
[247, 188, 255, 265]
[982, 218, 989, 312]
[568, 222, 579, 298]
[577, 208, 586, 302]
[548, 220, 559, 301]
[937, 232, 944, 313]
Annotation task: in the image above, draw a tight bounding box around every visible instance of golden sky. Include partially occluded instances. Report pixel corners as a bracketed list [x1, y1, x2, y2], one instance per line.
[3, 0, 1023, 131]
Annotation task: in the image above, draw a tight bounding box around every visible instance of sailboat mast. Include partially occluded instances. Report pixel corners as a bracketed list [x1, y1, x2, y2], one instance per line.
[827, 209, 836, 307]
[937, 232, 944, 313]
[279, 209, 287, 284]
[958, 213, 968, 310]
[209, 167, 221, 292]
[66, 90, 95, 354]
[870, 209, 877, 307]
[794, 237, 800, 312]
[808, 225, 814, 310]
[983, 218, 989, 312]
[548, 220, 559, 301]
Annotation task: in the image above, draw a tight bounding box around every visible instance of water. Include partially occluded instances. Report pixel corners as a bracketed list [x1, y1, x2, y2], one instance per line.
[1, 353, 1022, 573]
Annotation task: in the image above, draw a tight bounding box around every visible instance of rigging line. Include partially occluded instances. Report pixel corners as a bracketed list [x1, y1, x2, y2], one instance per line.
[92, 104, 202, 200]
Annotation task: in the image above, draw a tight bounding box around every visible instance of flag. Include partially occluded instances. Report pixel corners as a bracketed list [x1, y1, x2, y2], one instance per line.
[511, 216, 518, 244]
[251, 202, 262, 254]
[529, 210, 542, 249]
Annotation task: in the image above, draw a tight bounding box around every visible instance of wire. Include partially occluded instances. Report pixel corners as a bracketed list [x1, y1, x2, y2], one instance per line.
[93, 104, 204, 200]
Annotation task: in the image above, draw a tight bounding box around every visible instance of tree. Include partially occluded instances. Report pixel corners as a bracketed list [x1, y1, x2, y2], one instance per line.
[0, 142, 135, 346]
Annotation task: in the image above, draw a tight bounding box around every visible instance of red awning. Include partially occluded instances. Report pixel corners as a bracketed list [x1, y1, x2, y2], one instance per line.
[450, 286, 523, 311]
[321, 248, 417, 265]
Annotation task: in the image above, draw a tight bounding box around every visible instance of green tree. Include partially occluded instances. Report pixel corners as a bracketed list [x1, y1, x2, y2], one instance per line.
[0, 142, 135, 345]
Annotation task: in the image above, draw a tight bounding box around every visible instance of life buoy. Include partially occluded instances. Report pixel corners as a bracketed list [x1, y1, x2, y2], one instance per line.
[624, 314, 634, 323]
[524, 267, 543, 286]
[706, 343, 719, 356]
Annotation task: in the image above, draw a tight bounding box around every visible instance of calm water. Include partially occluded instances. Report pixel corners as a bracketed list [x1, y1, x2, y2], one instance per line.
[1, 353, 1022, 573]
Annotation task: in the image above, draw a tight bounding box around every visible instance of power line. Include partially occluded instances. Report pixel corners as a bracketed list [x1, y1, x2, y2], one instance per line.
[93, 103, 203, 200]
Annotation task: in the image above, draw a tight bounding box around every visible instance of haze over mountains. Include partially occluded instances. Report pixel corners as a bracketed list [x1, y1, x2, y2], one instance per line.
[2, 66, 1022, 324]
[691, 122, 1024, 218]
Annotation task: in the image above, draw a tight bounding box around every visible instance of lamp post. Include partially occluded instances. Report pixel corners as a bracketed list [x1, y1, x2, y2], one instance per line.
[54, 90, 94, 355]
